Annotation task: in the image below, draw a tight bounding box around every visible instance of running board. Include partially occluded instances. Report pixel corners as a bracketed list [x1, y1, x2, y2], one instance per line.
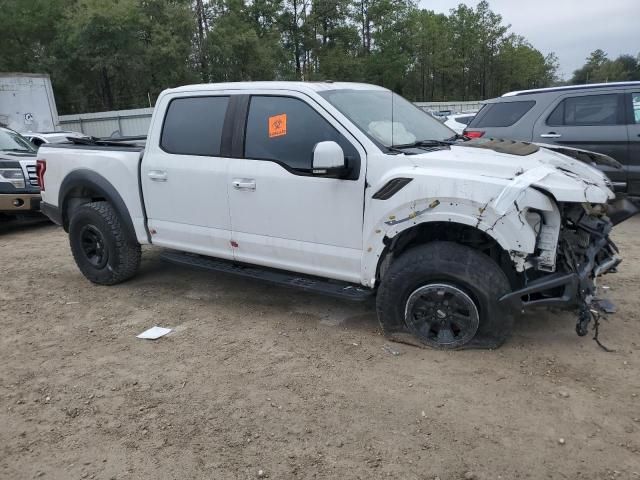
[160, 250, 374, 301]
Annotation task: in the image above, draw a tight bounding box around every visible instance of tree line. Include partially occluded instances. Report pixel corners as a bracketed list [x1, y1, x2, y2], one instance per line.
[571, 49, 640, 85]
[0, 0, 611, 115]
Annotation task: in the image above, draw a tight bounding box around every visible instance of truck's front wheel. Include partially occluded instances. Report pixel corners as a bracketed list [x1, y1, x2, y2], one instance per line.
[69, 201, 141, 285]
[376, 241, 513, 349]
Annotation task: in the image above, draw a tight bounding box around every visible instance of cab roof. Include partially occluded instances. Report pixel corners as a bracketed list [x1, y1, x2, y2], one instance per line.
[165, 81, 389, 95]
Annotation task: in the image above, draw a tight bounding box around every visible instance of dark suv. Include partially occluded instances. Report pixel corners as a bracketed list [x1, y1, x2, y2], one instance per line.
[464, 82, 640, 198]
[0, 127, 40, 220]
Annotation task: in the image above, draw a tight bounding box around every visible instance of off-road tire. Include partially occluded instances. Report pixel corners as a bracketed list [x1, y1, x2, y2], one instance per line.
[376, 241, 513, 349]
[69, 201, 141, 285]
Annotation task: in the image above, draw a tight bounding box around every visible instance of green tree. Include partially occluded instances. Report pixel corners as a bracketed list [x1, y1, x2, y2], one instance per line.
[363, 0, 416, 92]
[572, 50, 640, 83]
[447, 4, 480, 99]
[474, 1, 508, 98]
[0, 0, 568, 113]
[306, 0, 362, 80]
[279, 0, 309, 78]
[494, 35, 557, 94]
[0, 0, 66, 72]
[205, 0, 284, 82]
[53, 0, 196, 113]
[572, 49, 609, 83]
[404, 9, 452, 100]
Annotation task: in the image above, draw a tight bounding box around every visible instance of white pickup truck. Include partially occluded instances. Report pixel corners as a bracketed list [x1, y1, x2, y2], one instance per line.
[37, 81, 637, 349]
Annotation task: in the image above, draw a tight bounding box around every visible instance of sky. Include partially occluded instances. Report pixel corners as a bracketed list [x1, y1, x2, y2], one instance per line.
[418, 0, 639, 80]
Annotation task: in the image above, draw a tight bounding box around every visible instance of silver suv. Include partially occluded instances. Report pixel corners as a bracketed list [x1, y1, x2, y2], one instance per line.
[464, 82, 640, 198]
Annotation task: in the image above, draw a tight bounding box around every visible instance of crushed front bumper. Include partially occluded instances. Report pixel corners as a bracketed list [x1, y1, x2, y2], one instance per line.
[499, 249, 620, 312]
[499, 200, 632, 322]
[0, 193, 41, 213]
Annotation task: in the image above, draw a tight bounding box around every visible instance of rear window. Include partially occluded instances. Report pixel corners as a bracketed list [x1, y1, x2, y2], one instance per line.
[547, 94, 622, 126]
[472, 101, 535, 127]
[161, 96, 229, 156]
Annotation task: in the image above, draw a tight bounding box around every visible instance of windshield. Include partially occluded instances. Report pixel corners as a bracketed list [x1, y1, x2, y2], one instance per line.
[0, 129, 37, 153]
[319, 89, 455, 148]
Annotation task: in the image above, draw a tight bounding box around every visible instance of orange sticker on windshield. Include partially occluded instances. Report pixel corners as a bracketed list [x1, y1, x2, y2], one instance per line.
[268, 113, 287, 138]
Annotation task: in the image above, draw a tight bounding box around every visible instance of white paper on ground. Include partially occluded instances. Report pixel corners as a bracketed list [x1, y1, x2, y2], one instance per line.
[136, 326, 173, 340]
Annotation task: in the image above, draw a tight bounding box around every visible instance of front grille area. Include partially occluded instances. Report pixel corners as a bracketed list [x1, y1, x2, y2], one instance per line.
[26, 165, 39, 187]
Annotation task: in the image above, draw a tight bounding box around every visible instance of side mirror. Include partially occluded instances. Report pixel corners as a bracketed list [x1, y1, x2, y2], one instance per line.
[312, 141, 347, 177]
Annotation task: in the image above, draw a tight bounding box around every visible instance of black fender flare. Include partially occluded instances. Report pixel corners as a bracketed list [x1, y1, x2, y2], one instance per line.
[59, 169, 137, 241]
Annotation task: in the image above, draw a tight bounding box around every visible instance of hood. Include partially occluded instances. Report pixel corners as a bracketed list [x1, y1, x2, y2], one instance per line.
[409, 143, 614, 210]
[534, 143, 622, 169]
[0, 151, 37, 161]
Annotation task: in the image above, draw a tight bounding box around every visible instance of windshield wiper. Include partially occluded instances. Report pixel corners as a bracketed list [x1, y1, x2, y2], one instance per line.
[385, 145, 407, 155]
[390, 139, 453, 149]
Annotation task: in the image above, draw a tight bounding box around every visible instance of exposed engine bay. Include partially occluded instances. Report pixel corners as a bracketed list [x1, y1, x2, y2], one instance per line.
[557, 203, 621, 338]
[501, 197, 637, 345]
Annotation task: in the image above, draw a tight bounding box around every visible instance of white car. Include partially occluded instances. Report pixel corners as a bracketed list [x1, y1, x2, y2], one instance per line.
[23, 131, 89, 147]
[444, 113, 476, 134]
[36, 81, 634, 350]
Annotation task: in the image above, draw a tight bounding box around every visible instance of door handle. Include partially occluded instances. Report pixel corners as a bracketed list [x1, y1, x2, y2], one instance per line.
[147, 170, 168, 182]
[540, 132, 562, 139]
[232, 178, 256, 191]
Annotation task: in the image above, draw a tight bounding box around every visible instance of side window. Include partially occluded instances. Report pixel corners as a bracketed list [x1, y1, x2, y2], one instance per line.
[632, 93, 640, 124]
[244, 96, 359, 172]
[547, 94, 620, 126]
[161, 96, 229, 156]
[473, 101, 535, 127]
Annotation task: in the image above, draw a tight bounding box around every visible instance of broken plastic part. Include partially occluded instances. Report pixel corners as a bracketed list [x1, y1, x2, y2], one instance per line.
[491, 166, 556, 215]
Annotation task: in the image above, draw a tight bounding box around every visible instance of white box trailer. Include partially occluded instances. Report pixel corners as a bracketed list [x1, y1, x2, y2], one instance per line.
[0, 72, 59, 133]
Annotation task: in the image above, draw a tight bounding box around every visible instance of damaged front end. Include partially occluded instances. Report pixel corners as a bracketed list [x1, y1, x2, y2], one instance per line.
[557, 203, 621, 335]
[500, 198, 637, 337]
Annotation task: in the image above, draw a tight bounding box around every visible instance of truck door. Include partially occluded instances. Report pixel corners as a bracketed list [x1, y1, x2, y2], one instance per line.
[227, 93, 366, 283]
[141, 93, 233, 259]
[532, 92, 628, 190]
[627, 91, 640, 195]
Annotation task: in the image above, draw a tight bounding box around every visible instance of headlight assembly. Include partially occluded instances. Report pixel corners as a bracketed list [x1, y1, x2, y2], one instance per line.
[0, 168, 26, 189]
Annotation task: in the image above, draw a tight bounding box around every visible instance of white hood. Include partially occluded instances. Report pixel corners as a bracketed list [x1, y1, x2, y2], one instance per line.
[414, 144, 615, 209]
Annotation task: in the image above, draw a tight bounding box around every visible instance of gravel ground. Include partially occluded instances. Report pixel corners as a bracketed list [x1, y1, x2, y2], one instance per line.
[1, 217, 639, 480]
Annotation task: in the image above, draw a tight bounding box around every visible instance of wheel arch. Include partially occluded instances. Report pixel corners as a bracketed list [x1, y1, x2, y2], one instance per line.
[373, 220, 521, 290]
[59, 169, 136, 241]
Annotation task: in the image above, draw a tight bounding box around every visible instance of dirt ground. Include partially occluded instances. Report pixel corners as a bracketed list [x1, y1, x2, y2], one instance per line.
[1, 217, 639, 480]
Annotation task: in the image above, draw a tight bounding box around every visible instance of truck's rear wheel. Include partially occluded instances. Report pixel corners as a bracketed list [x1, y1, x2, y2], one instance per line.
[69, 201, 141, 285]
[376, 241, 513, 349]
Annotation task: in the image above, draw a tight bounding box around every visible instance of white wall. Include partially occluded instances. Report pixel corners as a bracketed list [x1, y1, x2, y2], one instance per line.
[0, 73, 59, 133]
[58, 107, 154, 137]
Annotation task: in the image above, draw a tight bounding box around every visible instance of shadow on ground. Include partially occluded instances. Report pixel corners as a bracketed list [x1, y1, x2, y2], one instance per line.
[0, 216, 51, 235]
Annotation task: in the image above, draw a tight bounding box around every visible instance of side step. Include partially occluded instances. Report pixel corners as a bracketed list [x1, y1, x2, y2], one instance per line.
[160, 250, 374, 301]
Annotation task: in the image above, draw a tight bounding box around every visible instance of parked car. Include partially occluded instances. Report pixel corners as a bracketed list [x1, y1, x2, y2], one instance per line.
[426, 109, 452, 122]
[23, 130, 89, 147]
[37, 81, 635, 350]
[444, 113, 476, 134]
[0, 127, 40, 220]
[464, 81, 640, 199]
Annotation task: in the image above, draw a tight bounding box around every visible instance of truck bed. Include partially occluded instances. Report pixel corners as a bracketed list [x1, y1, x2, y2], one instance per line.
[38, 140, 149, 244]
